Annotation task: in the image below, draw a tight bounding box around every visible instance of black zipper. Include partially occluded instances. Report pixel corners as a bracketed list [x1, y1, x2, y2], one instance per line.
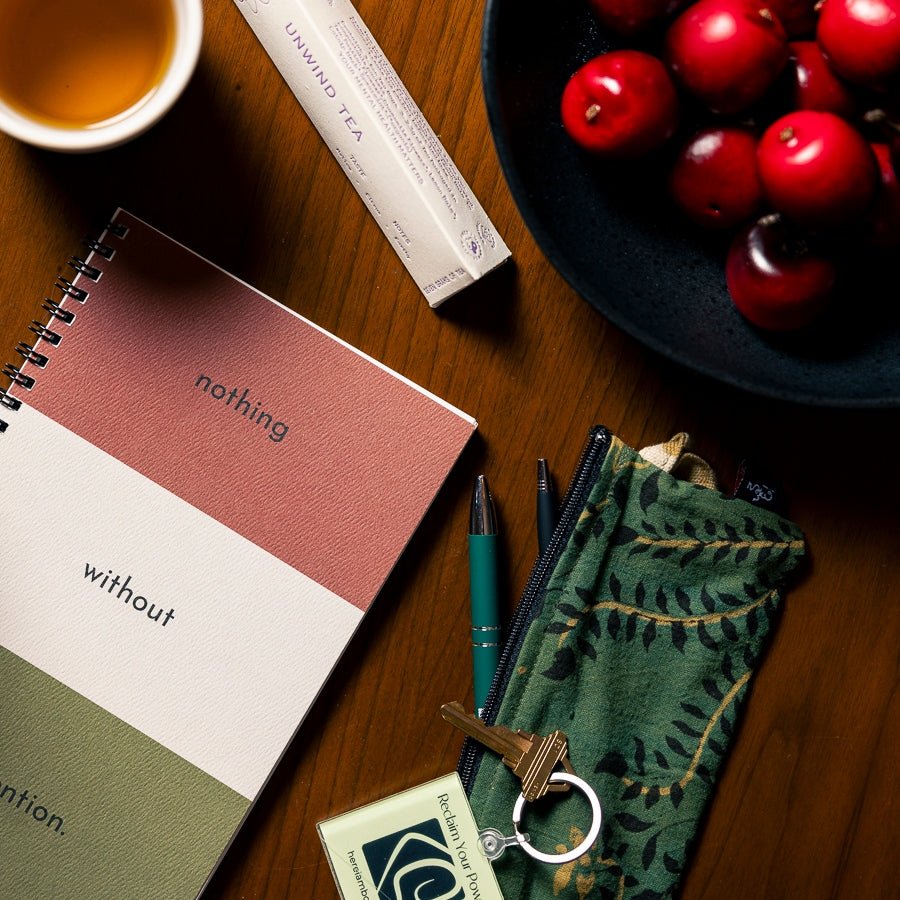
[458, 425, 612, 793]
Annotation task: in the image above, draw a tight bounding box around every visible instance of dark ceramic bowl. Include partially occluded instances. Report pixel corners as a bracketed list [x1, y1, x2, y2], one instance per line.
[481, 0, 900, 407]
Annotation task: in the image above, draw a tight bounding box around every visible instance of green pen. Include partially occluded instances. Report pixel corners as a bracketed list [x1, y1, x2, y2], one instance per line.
[468, 474, 501, 717]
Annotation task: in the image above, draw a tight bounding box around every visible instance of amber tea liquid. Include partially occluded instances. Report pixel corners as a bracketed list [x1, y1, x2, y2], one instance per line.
[0, 0, 175, 129]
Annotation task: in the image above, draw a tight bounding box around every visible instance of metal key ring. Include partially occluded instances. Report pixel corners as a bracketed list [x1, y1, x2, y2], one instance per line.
[511, 772, 603, 865]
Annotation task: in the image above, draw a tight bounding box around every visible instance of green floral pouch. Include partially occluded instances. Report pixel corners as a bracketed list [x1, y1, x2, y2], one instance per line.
[461, 427, 806, 899]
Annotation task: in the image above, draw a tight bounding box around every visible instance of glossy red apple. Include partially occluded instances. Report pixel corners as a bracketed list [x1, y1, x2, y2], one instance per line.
[816, 0, 900, 89]
[870, 143, 900, 246]
[726, 215, 836, 329]
[670, 127, 764, 228]
[789, 41, 857, 118]
[561, 50, 679, 156]
[665, 0, 790, 113]
[588, 0, 679, 34]
[757, 111, 878, 226]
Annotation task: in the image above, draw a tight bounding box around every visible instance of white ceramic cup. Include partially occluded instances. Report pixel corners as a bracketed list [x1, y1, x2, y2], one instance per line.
[0, 0, 203, 153]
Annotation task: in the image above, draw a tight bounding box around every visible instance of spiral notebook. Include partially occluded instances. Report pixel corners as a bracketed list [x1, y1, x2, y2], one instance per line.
[0, 209, 475, 899]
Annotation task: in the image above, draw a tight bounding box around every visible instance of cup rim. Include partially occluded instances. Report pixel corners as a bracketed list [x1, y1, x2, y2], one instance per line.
[0, 0, 203, 153]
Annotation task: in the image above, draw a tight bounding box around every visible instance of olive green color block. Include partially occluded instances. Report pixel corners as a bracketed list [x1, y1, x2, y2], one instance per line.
[0, 646, 250, 899]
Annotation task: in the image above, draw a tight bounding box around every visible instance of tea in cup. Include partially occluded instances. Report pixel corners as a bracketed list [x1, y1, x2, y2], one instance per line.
[0, 0, 203, 152]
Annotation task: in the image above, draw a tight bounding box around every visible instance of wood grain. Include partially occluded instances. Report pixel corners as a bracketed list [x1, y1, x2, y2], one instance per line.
[0, 1, 897, 897]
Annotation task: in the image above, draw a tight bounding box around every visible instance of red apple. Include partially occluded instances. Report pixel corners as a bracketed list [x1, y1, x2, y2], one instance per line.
[816, 0, 900, 89]
[561, 51, 679, 156]
[789, 41, 857, 118]
[670, 127, 764, 228]
[726, 215, 836, 329]
[757, 111, 878, 226]
[665, 0, 790, 113]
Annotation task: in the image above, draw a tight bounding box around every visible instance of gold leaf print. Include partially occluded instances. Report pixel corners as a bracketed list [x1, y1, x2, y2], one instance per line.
[576, 872, 596, 899]
[554, 826, 595, 896]
[621, 669, 751, 797]
[553, 858, 575, 896]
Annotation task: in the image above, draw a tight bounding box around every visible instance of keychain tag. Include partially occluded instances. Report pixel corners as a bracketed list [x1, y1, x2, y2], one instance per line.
[318, 773, 505, 900]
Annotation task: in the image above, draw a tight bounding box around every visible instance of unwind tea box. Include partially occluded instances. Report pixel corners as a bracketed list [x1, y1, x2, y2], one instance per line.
[233, 0, 511, 306]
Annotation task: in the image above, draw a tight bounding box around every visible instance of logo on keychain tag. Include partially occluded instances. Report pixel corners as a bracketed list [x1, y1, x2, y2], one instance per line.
[318, 773, 504, 900]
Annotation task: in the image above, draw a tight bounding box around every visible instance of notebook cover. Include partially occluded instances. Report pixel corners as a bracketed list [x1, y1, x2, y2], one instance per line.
[0, 209, 475, 898]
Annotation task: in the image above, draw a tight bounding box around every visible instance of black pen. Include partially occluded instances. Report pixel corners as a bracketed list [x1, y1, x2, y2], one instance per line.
[537, 458, 557, 556]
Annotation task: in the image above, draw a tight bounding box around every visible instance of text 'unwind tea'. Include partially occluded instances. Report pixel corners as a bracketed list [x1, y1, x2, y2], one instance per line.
[233, 0, 511, 306]
[0, 0, 175, 128]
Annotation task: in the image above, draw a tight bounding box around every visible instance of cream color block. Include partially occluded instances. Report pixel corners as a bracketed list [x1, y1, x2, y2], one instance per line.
[0, 404, 362, 799]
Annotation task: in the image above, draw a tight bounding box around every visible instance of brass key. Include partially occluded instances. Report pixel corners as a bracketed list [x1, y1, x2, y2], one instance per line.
[441, 701, 574, 802]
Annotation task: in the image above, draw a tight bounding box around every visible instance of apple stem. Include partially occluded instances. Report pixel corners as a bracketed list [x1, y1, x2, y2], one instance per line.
[758, 213, 808, 257]
[779, 126, 794, 142]
[585, 104, 601, 122]
[865, 108, 900, 137]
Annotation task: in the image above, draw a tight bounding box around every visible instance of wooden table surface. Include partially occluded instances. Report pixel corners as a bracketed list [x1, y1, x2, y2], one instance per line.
[1, 1, 897, 897]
